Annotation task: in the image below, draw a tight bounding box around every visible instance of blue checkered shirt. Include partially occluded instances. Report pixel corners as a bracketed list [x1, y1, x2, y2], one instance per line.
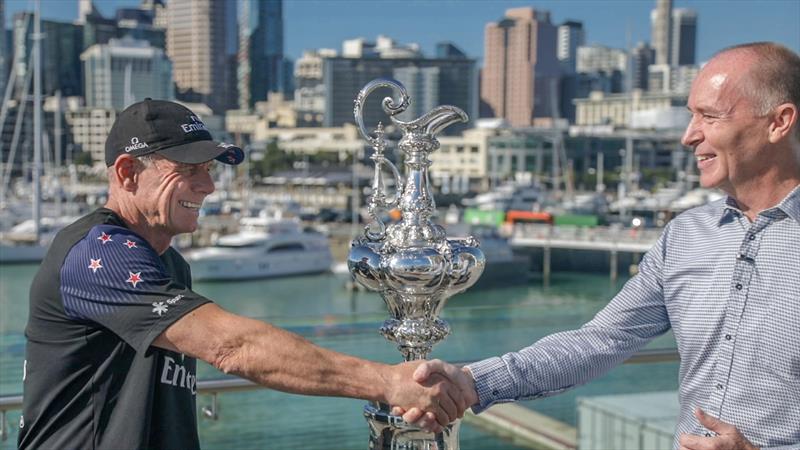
[467, 185, 800, 449]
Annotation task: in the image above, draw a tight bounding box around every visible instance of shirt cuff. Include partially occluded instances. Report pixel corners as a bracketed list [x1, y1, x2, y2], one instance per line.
[465, 356, 520, 414]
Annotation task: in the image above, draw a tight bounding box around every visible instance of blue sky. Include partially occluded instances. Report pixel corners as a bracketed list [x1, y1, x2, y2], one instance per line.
[5, 0, 800, 63]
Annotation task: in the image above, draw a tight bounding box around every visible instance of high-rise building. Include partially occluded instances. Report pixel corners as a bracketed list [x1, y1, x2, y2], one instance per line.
[81, 37, 173, 110]
[140, 0, 168, 30]
[392, 66, 440, 122]
[167, 0, 236, 113]
[13, 13, 84, 97]
[115, 3, 167, 50]
[81, 4, 118, 50]
[557, 20, 584, 74]
[481, 7, 560, 126]
[342, 35, 421, 59]
[281, 58, 294, 98]
[631, 42, 655, 90]
[576, 44, 627, 74]
[671, 8, 697, 66]
[0, 0, 7, 98]
[238, 0, 284, 110]
[323, 56, 477, 133]
[294, 37, 475, 132]
[77, 0, 97, 25]
[436, 42, 467, 59]
[64, 108, 117, 166]
[294, 49, 335, 127]
[650, 0, 672, 66]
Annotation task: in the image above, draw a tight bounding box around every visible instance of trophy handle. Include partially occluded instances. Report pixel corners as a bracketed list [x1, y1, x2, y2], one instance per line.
[354, 79, 409, 241]
[353, 78, 410, 145]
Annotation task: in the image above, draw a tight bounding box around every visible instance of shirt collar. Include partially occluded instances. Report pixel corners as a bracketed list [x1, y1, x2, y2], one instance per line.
[777, 184, 800, 226]
[719, 184, 800, 226]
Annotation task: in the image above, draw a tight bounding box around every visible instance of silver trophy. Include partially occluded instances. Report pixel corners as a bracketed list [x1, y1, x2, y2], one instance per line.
[348, 79, 486, 449]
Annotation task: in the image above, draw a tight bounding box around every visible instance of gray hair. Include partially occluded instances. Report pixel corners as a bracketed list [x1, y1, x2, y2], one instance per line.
[136, 154, 160, 167]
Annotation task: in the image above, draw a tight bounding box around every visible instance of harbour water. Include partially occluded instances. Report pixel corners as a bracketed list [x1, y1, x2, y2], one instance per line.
[0, 264, 679, 449]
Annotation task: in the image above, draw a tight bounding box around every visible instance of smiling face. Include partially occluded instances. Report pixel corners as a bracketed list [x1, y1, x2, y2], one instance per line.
[134, 155, 215, 238]
[681, 52, 774, 194]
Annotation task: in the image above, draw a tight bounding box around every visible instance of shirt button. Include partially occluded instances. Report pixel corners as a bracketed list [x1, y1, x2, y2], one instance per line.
[735, 283, 743, 290]
[705, 432, 712, 437]
[492, 390, 499, 396]
[716, 383, 724, 390]
[725, 334, 732, 340]
[748, 234, 756, 241]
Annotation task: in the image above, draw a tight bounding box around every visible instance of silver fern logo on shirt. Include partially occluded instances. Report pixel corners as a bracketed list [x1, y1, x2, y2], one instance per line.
[180, 115, 208, 133]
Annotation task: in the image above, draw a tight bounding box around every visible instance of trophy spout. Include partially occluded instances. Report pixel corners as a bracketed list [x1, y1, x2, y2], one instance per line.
[394, 105, 469, 142]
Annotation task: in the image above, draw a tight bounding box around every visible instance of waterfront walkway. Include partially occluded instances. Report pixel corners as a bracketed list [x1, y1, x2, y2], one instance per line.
[510, 224, 661, 280]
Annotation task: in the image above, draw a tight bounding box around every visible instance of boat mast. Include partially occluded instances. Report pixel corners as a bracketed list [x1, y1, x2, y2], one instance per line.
[32, 0, 42, 241]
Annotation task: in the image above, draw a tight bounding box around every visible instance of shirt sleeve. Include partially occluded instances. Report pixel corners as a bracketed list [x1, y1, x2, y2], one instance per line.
[466, 223, 674, 413]
[60, 224, 212, 354]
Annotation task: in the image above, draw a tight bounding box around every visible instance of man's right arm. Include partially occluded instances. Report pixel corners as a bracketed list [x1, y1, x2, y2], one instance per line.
[407, 225, 674, 419]
[153, 303, 466, 428]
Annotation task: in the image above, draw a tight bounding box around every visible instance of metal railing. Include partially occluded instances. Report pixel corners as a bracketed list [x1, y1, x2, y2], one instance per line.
[0, 348, 679, 442]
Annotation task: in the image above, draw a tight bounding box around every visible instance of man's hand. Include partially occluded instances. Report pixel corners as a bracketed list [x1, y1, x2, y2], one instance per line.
[390, 359, 479, 432]
[678, 408, 759, 450]
[381, 360, 468, 433]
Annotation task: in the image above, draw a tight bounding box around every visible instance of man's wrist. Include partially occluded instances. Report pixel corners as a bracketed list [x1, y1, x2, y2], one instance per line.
[460, 366, 479, 407]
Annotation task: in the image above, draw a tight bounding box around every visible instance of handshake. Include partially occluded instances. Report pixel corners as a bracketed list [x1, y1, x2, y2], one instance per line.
[383, 359, 479, 433]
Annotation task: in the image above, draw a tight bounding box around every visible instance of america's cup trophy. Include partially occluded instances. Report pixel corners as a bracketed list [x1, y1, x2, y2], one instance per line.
[348, 78, 486, 449]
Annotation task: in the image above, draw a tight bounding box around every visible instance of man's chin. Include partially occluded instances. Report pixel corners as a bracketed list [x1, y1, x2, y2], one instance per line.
[698, 175, 723, 190]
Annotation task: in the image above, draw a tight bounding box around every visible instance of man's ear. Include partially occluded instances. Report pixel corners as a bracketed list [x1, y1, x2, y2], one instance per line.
[768, 102, 798, 144]
[113, 155, 139, 192]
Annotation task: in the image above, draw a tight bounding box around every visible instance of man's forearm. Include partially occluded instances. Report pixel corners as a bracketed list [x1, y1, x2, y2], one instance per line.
[216, 317, 388, 401]
[155, 302, 465, 426]
[155, 304, 388, 401]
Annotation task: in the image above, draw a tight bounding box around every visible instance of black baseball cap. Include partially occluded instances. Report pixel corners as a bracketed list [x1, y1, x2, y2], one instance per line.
[105, 99, 244, 167]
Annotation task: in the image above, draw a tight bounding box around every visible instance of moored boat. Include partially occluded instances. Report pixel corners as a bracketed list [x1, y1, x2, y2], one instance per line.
[183, 216, 333, 281]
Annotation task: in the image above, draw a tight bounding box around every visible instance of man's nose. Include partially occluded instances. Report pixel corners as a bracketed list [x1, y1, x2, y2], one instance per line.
[195, 170, 215, 195]
[681, 117, 702, 148]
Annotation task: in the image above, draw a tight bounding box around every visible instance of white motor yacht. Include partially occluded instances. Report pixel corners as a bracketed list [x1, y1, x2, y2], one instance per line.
[184, 217, 333, 281]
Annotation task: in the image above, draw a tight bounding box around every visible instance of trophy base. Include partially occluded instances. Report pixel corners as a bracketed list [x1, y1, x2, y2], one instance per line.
[364, 402, 460, 450]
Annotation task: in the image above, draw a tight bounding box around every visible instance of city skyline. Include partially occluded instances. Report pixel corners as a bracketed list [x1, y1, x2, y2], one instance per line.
[4, 0, 799, 63]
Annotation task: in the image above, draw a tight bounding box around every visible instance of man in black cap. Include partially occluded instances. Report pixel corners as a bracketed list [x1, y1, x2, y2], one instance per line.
[18, 100, 467, 449]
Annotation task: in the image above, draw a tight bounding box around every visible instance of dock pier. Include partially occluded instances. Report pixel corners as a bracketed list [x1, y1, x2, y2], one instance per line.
[510, 224, 660, 282]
